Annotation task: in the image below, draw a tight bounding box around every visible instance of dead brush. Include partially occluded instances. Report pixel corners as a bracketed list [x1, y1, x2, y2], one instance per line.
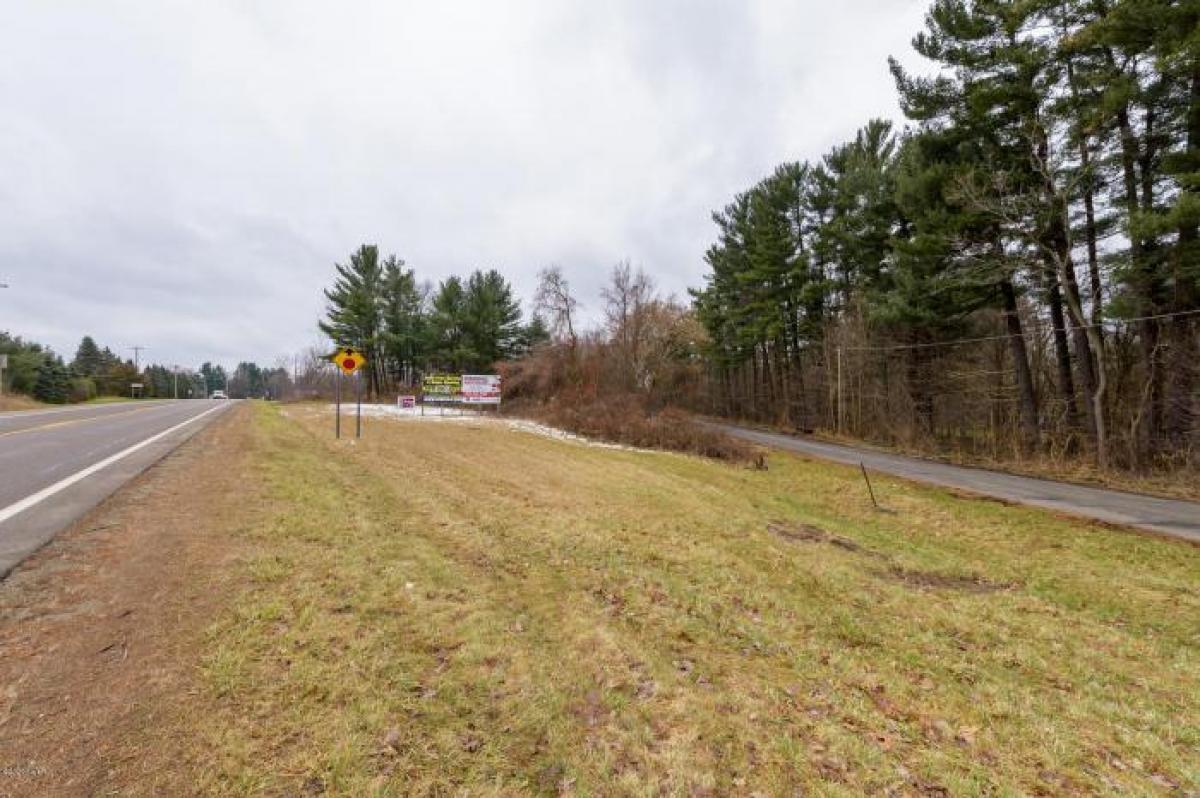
[504, 392, 762, 465]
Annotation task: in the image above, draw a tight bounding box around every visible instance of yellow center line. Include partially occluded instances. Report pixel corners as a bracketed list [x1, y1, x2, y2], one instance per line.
[0, 403, 177, 440]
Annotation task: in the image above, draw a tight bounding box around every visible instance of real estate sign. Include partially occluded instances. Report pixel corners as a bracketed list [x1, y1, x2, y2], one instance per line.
[462, 374, 502, 405]
[420, 373, 501, 405]
[422, 374, 463, 403]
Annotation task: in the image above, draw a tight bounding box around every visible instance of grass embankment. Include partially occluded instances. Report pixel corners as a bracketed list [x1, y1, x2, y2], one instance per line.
[0, 393, 43, 411]
[182, 404, 1198, 796]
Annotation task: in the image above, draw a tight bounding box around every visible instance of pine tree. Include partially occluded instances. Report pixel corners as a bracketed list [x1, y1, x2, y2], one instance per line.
[427, 277, 471, 371]
[72, 336, 103, 377]
[319, 245, 388, 396]
[516, 314, 552, 355]
[461, 269, 524, 371]
[33, 356, 71, 403]
[380, 257, 427, 386]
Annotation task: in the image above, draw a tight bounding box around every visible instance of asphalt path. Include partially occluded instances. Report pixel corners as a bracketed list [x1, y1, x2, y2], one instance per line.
[715, 424, 1200, 544]
[0, 400, 235, 577]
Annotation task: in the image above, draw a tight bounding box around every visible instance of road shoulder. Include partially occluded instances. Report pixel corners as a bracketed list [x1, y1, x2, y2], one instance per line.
[0, 404, 258, 797]
[0, 402, 231, 578]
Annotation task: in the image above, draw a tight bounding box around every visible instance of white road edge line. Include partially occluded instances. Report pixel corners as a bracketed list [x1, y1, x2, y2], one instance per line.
[0, 403, 228, 525]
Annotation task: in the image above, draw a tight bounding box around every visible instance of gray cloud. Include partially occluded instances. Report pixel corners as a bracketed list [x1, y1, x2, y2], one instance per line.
[0, 0, 929, 369]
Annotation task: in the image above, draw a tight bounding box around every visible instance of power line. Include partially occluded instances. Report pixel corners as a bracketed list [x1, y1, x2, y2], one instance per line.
[840, 308, 1200, 353]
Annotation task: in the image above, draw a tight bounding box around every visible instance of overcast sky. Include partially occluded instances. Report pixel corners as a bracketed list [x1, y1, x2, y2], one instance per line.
[1, 0, 930, 370]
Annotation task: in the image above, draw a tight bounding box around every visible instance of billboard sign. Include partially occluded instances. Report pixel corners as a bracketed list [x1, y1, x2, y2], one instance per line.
[422, 374, 463, 403]
[462, 374, 502, 405]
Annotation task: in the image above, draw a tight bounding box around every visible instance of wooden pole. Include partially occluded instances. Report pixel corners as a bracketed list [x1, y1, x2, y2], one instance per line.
[335, 371, 341, 439]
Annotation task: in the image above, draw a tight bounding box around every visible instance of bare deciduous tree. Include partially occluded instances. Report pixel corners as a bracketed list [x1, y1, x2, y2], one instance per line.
[601, 260, 655, 390]
[534, 265, 579, 351]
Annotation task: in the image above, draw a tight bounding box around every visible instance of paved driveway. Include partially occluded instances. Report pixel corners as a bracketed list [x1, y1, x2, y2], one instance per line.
[715, 424, 1200, 544]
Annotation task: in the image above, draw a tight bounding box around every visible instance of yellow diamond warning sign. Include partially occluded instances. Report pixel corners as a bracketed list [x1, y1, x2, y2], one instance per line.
[331, 347, 366, 375]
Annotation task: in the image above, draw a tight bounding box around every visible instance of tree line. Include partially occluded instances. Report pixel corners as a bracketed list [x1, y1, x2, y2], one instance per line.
[318, 244, 549, 396]
[1, 331, 287, 403]
[2, 333, 148, 402]
[692, 0, 1198, 470]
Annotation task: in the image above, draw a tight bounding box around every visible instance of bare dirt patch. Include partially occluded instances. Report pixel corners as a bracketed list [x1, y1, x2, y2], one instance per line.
[766, 520, 882, 557]
[879, 566, 1018, 594]
[0, 405, 258, 797]
[766, 521, 1019, 595]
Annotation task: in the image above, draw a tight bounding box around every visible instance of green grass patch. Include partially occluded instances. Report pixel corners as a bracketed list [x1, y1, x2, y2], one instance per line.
[189, 404, 1199, 796]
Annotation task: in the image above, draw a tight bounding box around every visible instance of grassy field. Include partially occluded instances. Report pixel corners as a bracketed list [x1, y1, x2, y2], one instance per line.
[174, 404, 1197, 796]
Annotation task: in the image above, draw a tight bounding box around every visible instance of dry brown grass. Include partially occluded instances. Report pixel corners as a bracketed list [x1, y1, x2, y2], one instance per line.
[0, 394, 43, 412]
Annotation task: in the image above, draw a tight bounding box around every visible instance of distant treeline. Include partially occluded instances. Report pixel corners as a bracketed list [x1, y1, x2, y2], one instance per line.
[692, 0, 1199, 470]
[318, 244, 549, 395]
[2, 333, 147, 402]
[0, 332, 287, 403]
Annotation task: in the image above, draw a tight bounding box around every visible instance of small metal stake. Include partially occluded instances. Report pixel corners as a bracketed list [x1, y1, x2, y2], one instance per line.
[860, 462, 878, 510]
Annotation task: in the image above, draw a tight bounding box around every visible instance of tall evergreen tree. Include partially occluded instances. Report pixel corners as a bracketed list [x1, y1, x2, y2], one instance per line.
[426, 276, 472, 371]
[380, 257, 427, 386]
[72, 336, 103, 377]
[461, 269, 524, 370]
[320, 245, 388, 396]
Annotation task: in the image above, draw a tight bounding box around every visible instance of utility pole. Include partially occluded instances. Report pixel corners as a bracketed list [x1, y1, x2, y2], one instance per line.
[0, 274, 8, 393]
[173, 366, 179, 399]
[0, 282, 8, 393]
[130, 346, 146, 371]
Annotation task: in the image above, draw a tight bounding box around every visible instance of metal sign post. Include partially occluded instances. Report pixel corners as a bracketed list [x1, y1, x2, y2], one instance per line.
[335, 371, 342, 439]
[355, 370, 362, 438]
[329, 346, 367, 439]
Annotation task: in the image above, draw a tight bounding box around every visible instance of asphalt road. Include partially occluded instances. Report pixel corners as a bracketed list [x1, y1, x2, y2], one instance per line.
[0, 400, 234, 577]
[715, 424, 1200, 544]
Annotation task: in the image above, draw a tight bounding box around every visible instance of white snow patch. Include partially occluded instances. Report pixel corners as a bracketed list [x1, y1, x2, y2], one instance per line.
[328, 403, 646, 452]
[501, 418, 639, 451]
[338, 403, 487, 422]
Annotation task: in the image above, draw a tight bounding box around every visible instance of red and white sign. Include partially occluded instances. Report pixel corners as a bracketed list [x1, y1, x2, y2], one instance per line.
[461, 374, 501, 405]
[398, 395, 417, 409]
